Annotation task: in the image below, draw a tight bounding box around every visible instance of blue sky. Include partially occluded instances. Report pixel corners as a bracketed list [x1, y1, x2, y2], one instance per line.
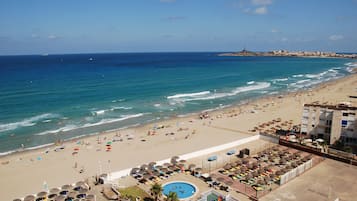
[0, 0, 356, 55]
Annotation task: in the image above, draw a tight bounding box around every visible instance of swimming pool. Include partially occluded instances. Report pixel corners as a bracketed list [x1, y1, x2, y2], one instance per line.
[162, 181, 197, 199]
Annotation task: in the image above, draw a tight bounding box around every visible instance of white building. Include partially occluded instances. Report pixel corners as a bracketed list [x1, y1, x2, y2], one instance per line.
[301, 103, 357, 145]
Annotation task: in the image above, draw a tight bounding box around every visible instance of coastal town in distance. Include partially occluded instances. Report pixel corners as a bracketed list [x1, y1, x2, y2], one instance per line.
[1, 1, 357, 201]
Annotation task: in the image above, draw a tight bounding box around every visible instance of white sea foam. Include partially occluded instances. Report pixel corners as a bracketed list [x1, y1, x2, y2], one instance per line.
[35, 113, 145, 136]
[292, 74, 304, 78]
[111, 106, 132, 111]
[0, 113, 60, 132]
[111, 99, 126, 103]
[167, 91, 211, 99]
[247, 81, 255, 85]
[168, 82, 271, 102]
[154, 103, 161, 107]
[272, 78, 288, 82]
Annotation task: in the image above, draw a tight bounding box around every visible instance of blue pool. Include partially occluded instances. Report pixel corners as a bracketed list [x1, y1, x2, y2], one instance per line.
[163, 182, 197, 199]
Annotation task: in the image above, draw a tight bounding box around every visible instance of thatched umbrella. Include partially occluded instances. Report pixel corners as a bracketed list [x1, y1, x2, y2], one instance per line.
[252, 162, 259, 169]
[140, 164, 148, 170]
[247, 163, 253, 169]
[188, 164, 196, 170]
[177, 163, 185, 169]
[163, 162, 171, 167]
[230, 162, 237, 167]
[148, 162, 157, 168]
[226, 181, 234, 186]
[171, 156, 179, 163]
[275, 170, 283, 176]
[242, 158, 250, 164]
[13, 199, 22, 201]
[50, 188, 60, 195]
[130, 167, 140, 175]
[67, 191, 78, 199]
[179, 159, 187, 163]
[257, 179, 266, 185]
[236, 159, 242, 165]
[61, 184, 72, 191]
[252, 171, 259, 177]
[224, 164, 232, 170]
[195, 167, 202, 172]
[24, 195, 35, 201]
[234, 169, 241, 174]
[216, 177, 225, 182]
[86, 194, 95, 201]
[161, 167, 169, 173]
[155, 165, 163, 170]
[55, 195, 66, 201]
[37, 191, 48, 198]
[245, 173, 253, 180]
[48, 193, 57, 199]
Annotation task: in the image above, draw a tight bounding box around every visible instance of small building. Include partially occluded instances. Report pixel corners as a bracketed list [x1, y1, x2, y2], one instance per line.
[301, 103, 357, 145]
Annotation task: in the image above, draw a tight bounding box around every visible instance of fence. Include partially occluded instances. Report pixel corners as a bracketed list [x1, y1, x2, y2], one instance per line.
[280, 159, 312, 185]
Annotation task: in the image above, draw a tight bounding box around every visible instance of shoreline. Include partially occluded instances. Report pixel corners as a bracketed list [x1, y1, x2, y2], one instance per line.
[1, 73, 356, 200]
[1, 72, 355, 158]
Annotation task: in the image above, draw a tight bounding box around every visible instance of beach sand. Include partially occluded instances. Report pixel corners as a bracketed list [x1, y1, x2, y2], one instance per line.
[1, 74, 356, 200]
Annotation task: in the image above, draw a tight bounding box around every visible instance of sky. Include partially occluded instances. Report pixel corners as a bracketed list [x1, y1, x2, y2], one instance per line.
[0, 0, 356, 55]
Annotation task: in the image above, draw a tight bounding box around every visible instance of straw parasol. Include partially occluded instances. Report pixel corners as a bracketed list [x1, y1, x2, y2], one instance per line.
[163, 163, 171, 167]
[131, 167, 140, 175]
[171, 156, 179, 163]
[55, 195, 66, 201]
[37, 191, 48, 198]
[188, 164, 196, 170]
[179, 159, 187, 163]
[50, 188, 61, 195]
[148, 162, 157, 167]
[61, 184, 72, 191]
[226, 181, 234, 186]
[194, 167, 202, 172]
[67, 191, 78, 199]
[24, 195, 36, 201]
[216, 177, 225, 182]
[224, 164, 232, 170]
[13, 199, 22, 201]
[140, 164, 148, 170]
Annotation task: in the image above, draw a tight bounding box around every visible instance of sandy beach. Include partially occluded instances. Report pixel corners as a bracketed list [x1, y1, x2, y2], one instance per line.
[1, 73, 357, 200]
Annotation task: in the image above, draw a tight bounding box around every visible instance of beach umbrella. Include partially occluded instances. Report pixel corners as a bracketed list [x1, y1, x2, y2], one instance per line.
[37, 191, 47, 198]
[86, 194, 95, 200]
[154, 165, 162, 170]
[13, 199, 22, 201]
[161, 167, 168, 173]
[236, 159, 242, 165]
[163, 163, 171, 167]
[130, 167, 140, 175]
[24, 195, 35, 201]
[67, 191, 78, 199]
[226, 181, 234, 186]
[140, 164, 148, 170]
[188, 164, 196, 170]
[54, 195, 66, 201]
[75, 181, 87, 188]
[171, 156, 179, 163]
[224, 164, 232, 170]
[48, 193, 57, 199]
[148, 162, 157, 167]
[216, 177, 225, 182]
[230, 162, 237, 167]
[79, 188, 88, 194]
[194, 167, 202, 172]
[61, 184, 72, 191]
[50, 188, 60, 195]
[179, 159, 187, 163]
[234, 169, 241, 174]
[177, 163, 185, 168]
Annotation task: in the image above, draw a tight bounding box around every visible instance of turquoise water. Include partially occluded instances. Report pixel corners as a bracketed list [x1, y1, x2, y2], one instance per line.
[162, 182, 196, 199]
[0, 53, 354, 154]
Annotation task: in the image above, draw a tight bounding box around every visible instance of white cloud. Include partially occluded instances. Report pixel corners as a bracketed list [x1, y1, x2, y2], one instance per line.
[252, 0, 272, 6]
[254, 6, 267, 14]
[271, 29, 278, 33]
[329, 34, 343, 41]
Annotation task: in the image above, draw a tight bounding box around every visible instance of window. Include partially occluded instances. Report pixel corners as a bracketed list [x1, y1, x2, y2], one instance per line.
[343, 113, 348, 116]
[312, 124, 315, 128]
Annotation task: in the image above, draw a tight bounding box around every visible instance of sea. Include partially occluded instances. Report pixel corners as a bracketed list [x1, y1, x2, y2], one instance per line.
[0, 52, 356, 155]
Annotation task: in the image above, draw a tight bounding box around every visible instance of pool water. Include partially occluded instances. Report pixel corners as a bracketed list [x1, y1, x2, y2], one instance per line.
[162, 182, 197, 199]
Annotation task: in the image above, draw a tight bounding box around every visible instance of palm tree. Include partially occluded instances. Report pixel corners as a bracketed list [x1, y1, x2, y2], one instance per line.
[150, 183, 163, 201]
[165, 192, 179, 201]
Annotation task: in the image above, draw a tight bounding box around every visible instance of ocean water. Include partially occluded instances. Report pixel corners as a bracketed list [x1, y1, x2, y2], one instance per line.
[0, 53, 355, 154]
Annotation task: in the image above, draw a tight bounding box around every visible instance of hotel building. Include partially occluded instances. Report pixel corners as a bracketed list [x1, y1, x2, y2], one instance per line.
[301, 104, 357, 145]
